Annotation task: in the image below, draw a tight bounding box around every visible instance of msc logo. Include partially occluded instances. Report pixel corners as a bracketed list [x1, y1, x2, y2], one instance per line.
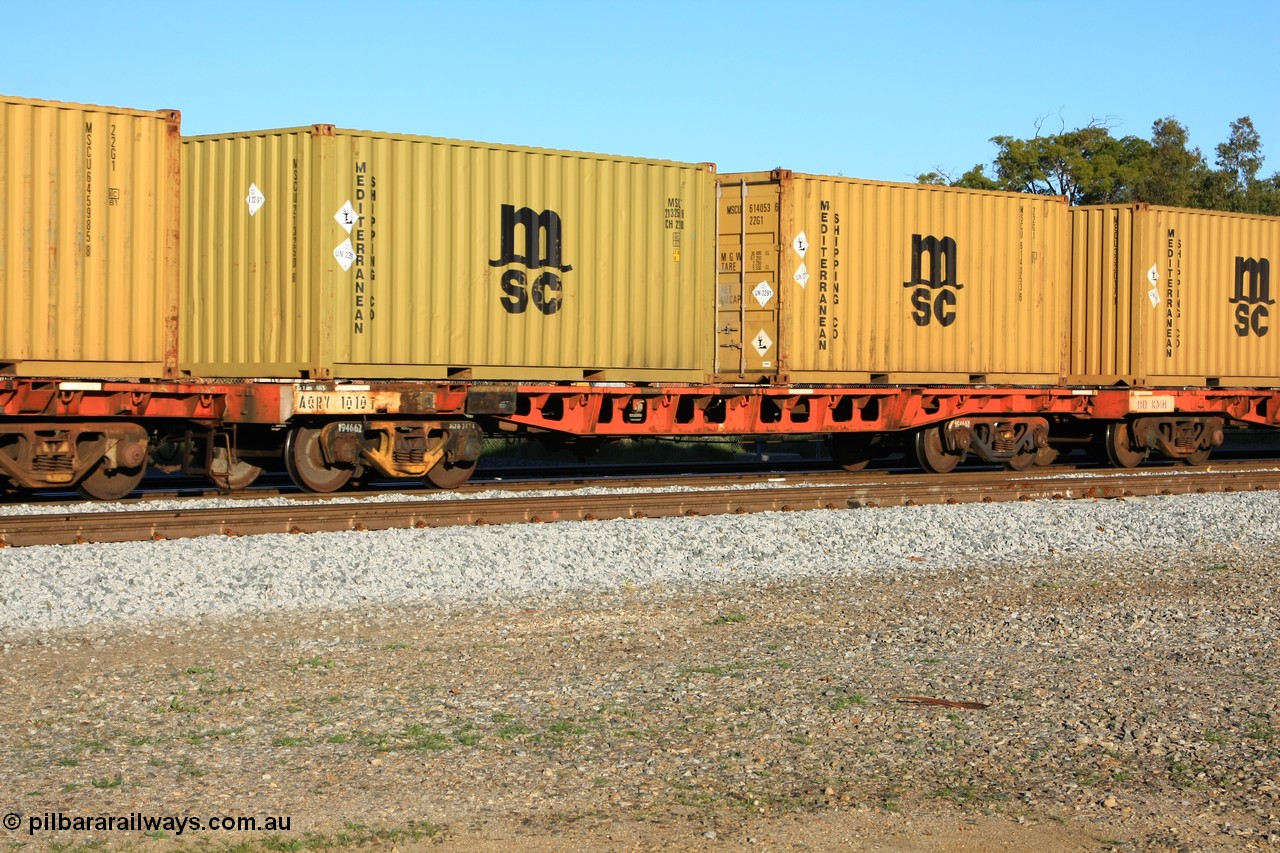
[903, 234, 964, 327]
[1231, 257, 1272, 338]
[490, 204, 573, 315]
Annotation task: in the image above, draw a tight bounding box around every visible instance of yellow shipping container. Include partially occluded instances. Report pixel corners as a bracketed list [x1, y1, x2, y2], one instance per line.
[181, 125, 716, 382]
[0, 95, 181, 378]
[717, 171, 1070, 384]
[1070, 203, 1280, 386]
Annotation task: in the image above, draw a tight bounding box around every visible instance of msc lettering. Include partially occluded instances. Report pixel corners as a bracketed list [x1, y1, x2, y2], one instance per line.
[490, 204, 573, 316]
[904, 234, 964, 327]
[1232, 256, 1273, 337]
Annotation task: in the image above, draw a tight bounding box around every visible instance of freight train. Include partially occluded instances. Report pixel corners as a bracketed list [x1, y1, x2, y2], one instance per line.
[2, 94, 1279, 499]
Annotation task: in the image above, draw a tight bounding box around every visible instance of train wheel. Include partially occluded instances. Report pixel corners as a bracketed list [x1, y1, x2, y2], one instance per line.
[1006, 448, 1038, 471]
[1182, 447, 1211, 466]
[915, 426, 964, 474]
[1034, 445, 1060, 467]
[425, 457, 476, 489]
[830, 434, 876, 472]
[210, 446, 263, 491]
[77, 459, 146, 501]
[1104, 423, 1147, 468]
[284, 426, 353, 493]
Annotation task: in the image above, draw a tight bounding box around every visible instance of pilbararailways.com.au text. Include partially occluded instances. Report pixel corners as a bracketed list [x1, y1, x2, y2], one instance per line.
[5, 811, 292, 836]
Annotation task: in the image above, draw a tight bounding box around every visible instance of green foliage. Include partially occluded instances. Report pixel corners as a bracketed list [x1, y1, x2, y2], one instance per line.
[1131, 117, 1209, 207]
[1217, 117, 1263, 191]
[924, 114, 1280, 213]
[988, 123, 1144, 203]
[952, 164, 1002, 191]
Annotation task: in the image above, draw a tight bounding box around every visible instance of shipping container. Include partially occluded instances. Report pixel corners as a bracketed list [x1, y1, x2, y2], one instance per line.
[0, 95, 181, 378]
[180, 125, 717, 382]
[1070, 203, 1280, 386]
[716, 171, 1070, 384]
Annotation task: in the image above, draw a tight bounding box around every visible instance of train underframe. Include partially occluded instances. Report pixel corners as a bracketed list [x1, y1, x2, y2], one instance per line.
[0, 378, 1273, 498]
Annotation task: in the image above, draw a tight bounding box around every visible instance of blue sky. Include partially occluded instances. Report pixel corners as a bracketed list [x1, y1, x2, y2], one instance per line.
[4, 0, 1277, 182]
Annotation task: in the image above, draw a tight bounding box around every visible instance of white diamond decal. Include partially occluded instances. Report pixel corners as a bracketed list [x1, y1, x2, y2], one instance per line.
[794, 263, 809, 288]
[752, 329, 773, 356]
[246, 183, 265, 216]
[1147, 264, 1160, 286]
[335, 200, 359, 233]
[793, 231, 808, 257]
[334, 239, 356, 271]
[752, 280, 774, 307]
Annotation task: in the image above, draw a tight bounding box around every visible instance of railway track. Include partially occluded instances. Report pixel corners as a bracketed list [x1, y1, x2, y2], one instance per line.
[15, 438, 1280, 507]
[1, 462, 1275, 548]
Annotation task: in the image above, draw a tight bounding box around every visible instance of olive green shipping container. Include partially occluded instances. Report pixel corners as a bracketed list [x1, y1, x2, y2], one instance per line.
[716, 171, 1070, 384]
[1070, 204, 1280, 386]
[0, 95, 181, 378]
[181, 125, 716, 381]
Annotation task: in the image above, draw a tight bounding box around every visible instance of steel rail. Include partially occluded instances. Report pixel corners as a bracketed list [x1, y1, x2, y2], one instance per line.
[17, 449, 1280, 509]
[1, 465, 1275, 548]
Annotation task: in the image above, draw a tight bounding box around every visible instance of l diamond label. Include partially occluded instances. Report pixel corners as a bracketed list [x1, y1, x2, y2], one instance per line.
[1146, 264, 1161, 307]
[752, 329, 774, 356]
[335, 201, 359, 233]
[246, 183, 265, 216]
[752, 280, 775, 307]
[793, 232, 808, 257]
[334, 239, 356, 271]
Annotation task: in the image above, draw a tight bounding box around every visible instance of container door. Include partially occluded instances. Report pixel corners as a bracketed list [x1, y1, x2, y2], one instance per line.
[716, 179, 781, 379]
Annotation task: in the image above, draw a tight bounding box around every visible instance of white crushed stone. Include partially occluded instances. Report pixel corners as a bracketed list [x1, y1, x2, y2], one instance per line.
[0, 490, 1274, 636]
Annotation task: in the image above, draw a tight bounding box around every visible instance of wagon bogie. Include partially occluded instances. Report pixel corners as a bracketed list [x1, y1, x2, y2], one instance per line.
[932, 417, 1050, 471]
[280, 418, 483, 493]
[0, 421, 149, 496]
[1130, 417, 1224, 464]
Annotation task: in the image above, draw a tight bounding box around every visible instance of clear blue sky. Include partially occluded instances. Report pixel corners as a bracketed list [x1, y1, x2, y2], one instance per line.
[4, 0, 1277, 182]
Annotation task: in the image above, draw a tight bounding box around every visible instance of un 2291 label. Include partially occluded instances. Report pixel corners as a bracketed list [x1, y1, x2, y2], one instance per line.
[294, 392, 374, 414]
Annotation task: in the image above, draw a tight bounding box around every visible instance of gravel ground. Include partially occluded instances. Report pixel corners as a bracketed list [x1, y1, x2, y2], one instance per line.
[0, 493, 1278, 850]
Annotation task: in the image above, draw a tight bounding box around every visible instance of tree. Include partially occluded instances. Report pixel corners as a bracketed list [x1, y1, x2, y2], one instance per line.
[1207, 116, 1278, 214]
[952, 164, 1002, 191]
[1216, 116, 1263, 191]
[923, 115, 1280, 214]
[930, 119, 1147, 204]
[915, 165, 1001, 191]
[1130, 117, 1208, 207]
[1252, 175, 1280, 216]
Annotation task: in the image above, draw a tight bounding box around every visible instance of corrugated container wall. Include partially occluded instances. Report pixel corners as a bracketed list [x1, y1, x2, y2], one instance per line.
[182, 125, 716, 381]
[0, 95, 180, 378]
[717, 172, 1069, 384]
[1070, 204, 1280, 386]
